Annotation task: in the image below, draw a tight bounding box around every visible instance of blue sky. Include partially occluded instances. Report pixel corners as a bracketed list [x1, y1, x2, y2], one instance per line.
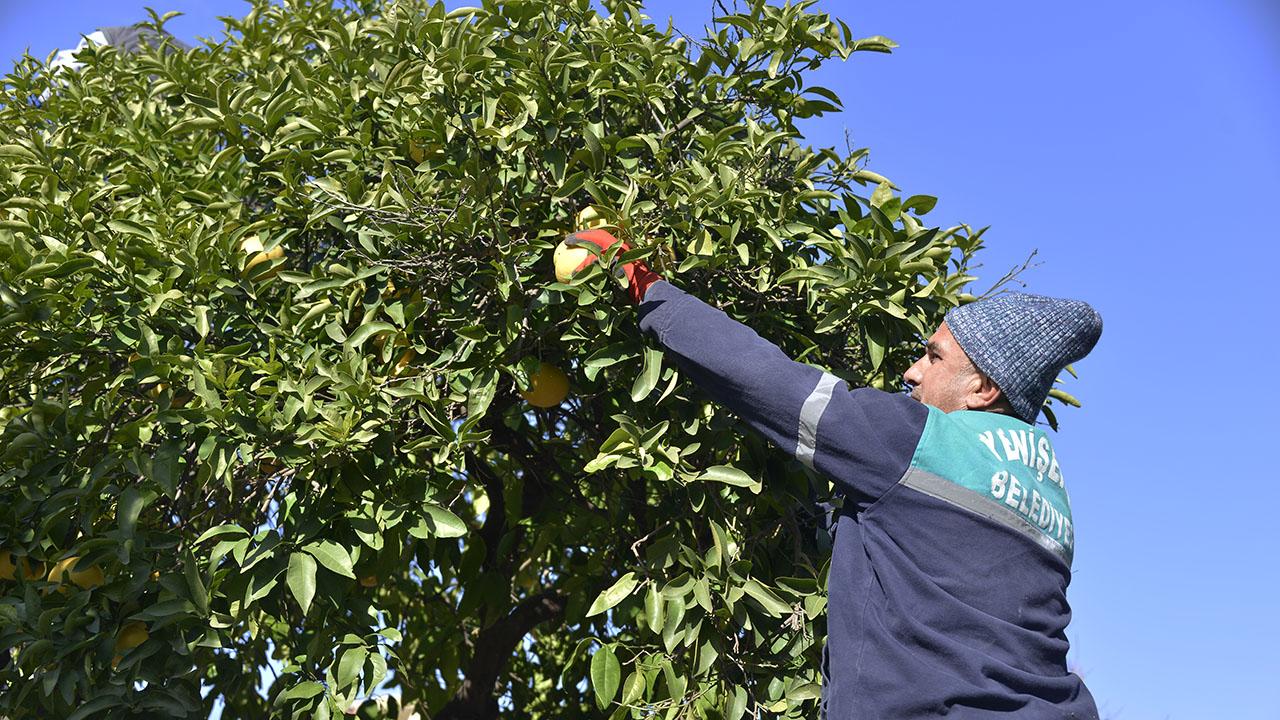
[3, 1, 1276, 718]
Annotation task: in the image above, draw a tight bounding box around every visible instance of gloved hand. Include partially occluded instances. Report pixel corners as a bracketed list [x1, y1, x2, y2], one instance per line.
[562, 229, 664, 305]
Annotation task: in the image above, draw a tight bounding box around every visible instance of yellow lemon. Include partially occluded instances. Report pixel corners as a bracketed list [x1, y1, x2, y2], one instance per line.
[240, 236, 285, 280]
[0, 550, 42, 581]
[239, 235, 264, 254]
[519, 363, 569, 408]
[48, 556, 105, 590]
[392, 349, 417, 377]
[114, 622, 149, 654]
[553, 240, 592, 283]
[575, 205, 612, 231]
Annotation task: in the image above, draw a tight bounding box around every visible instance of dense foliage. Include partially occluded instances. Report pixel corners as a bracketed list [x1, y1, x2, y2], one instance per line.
[0, 0, 1076, 717]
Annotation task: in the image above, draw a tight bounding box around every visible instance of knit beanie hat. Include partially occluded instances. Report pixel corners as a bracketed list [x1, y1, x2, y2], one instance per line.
[944, 292, 1103, 425]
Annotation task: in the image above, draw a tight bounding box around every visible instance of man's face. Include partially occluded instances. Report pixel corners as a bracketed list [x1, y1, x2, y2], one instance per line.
[903, 322, 981, 413]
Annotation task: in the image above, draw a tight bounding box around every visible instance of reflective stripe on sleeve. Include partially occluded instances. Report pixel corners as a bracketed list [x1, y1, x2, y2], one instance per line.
[899, 467, 1072, 565]
[796, 372, 841, 470]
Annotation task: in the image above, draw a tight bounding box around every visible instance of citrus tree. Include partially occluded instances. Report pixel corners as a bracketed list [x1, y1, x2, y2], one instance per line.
[0, 0, 1075, 717]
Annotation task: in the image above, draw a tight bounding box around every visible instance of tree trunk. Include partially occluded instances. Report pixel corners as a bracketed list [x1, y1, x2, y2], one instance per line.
[434, 592, 567, 720]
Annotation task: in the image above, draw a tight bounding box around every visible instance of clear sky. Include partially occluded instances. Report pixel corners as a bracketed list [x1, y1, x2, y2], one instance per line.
[3, 1, 1276, 718]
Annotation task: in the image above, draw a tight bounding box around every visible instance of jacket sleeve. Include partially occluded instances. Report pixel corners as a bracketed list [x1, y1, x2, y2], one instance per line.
[637, 280, 928, 505]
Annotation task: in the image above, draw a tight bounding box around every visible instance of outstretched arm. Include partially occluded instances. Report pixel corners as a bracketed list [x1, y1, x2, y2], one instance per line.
[561, 229, 927, 504]
[635, 280, 927, 504]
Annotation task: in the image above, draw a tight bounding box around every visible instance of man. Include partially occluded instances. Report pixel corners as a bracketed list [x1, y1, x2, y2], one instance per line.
[564, 228, 1102, 718]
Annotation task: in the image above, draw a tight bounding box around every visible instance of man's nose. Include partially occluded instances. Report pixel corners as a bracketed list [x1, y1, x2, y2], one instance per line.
[903, 357, 924, 385]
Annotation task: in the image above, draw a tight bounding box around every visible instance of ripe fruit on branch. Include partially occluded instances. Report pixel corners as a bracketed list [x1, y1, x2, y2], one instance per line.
[374, 334, 416, 376]
[145, 383, 192, 407]
[392, 349, 417, 377]
[519, 362, 569, 408]
[48, 556, 105, 590]
[553, 241, 592, 284]
[408, 137, 441, 164]
[115, 622, 148, 651]
[240, 236, 285, 280]
[575, 205, 613, 231]
[112, 622, 149, 669]
[555, 206, 623, 282]
[0, 550, 42, 581]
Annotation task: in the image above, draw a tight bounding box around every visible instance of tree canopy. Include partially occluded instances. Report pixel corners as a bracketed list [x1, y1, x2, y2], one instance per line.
[0, 0, 1077, 717]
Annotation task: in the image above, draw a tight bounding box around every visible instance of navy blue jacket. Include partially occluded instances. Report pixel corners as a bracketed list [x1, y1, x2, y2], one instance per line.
[638, 280, 1099, 719]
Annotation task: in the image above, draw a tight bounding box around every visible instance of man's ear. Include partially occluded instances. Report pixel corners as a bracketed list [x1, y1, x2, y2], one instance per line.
[965, 371, 1005, 411]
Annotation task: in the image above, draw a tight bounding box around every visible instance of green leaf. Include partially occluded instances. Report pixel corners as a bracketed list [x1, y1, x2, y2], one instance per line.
[185, 553, 210, 614]
[589, 644, 621, 710]
[866, 322, 887, 371]
[67, 696, 120, 720]
[786, 682, 822, 701]
[0, 144, 37, 161]
[645, 582, 664, 634]
[195, 524, 249, 544]
[466, 367, 498, 421]
[586, 571, 639, 617]
[368, 652, 388, 688]
[409, 505, 468, 539]
[118, 486, 148, 537]
[582, 124, 604, 168]
[303, 540, 356, 579]
[287, 552, 317, 615]
[107, 218, 152, 239]
[150, 439, 183, 497]
[1048, 388, 1081, 407]
[193, 305, 210, 338]
[698, 465, 761, 493]
[278, 681, 325, 702]
[903, 194, 938, 215]
[132, 598, 196, 621]
[345, 321, 395, 350]
[742, 578, 792, 617]
[726, 685, 748, 720]
[621, 670, 644, 705]
[336, 647, 368, 690]
[870, 181, 895, 208]
[584, 342, 637, 370]
[852, 34, 900, 53]
[767, 49, 784, 78]
[425, 504, 468, 538]
[630, 348, 664, 402]
[168, 117, 222, 135]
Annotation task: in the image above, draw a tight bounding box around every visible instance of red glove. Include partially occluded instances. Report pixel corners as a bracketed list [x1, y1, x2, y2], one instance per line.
[563, 229, 664, 304]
